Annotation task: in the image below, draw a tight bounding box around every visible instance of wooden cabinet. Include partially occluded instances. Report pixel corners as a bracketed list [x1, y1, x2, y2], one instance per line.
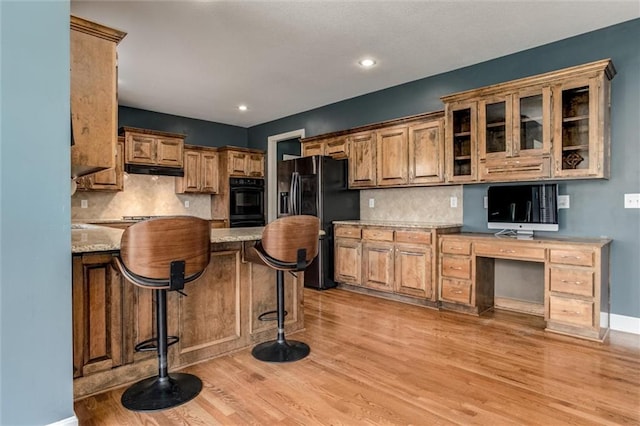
[72, 253, 123, 379]
[334, 225, 362, 285]
[121, 127, 185, 169]
[348, 131, 376, 188]
[444, 101, 477, 183]
[546, 244, 609, 341]
[442, 59, 615, 183]
[175, 145, 219, 194]
[408, 119, 445, 184]
[218, 147, 265, 178]
[376, 126, 409, 187]
[70, 16, 126, 178]
[301, 141, 325, 157]
[76, 138, 124, 192]
[301, 136, 348, 158]
[395, 242, 432, 299]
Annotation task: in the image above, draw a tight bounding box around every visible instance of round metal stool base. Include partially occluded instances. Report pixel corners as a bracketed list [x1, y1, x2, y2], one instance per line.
[251, 339, 310, 363]
[121, 373, 202, 411]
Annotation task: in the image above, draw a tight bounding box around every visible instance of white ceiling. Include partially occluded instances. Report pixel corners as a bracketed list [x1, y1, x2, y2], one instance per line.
[71, 1, 639, 128]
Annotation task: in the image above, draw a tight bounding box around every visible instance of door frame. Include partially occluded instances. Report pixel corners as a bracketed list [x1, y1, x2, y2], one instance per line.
[267, 128, 305, 223]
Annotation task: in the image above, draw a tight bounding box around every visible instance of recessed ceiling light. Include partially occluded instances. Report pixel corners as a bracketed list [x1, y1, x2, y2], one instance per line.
[358, 58, 376, 68]
[238, 105, 248, 111]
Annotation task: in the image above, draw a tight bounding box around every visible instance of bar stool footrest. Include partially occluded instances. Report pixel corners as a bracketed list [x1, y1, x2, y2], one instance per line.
[134, 335, 179, 352]
[257, 309, 288, 322]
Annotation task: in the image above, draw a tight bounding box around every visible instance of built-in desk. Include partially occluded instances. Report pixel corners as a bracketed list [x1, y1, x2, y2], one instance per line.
[438, 233, 611, 341]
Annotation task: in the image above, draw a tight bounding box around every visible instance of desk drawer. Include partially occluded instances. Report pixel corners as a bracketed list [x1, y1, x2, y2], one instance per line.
[549, 248, 594, 267]
[362, 228, 394, 242]
[441, 240, 471, 255]
[548, 295, 594, 328]
[474, 242, 545, 261]
[395, 230, 431, 245]
[335, 226, 361, 239]
[549, 267, 594, 297]
[441, 255, 471, 280]
[441, 279, 472, 305]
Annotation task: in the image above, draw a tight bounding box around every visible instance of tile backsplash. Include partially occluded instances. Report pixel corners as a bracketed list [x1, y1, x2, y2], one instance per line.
[71, 174, 211, 220]
[360, 186, 463, 223]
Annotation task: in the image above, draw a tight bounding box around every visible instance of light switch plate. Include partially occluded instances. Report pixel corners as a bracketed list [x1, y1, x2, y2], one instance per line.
[624, 193, 640, 208]
[80, 200, 88, 209]
[450, 196, 458, 208]
[557, 195, 570, 209]
[368, 198, 375, 208]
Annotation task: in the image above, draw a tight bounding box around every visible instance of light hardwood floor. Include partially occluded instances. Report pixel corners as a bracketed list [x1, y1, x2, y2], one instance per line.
[75, 288, 640, 425]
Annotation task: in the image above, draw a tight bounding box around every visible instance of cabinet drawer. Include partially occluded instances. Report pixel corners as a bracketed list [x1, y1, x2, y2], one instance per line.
[441, 279, 472, 305]
[548, 295, 594, 328]
[395, 230, 431, 245]
[441, 255, 471, 280]
[480, 156, 551, 181]
[325, 138, 348, 158]
[362, 228, 394, 242]
[549, 248, 594, 267]
[335, 226, 361, 239]
[549, 267, 594, 297]
[474, 242, 545, 261]
[441, 239, 471, 255]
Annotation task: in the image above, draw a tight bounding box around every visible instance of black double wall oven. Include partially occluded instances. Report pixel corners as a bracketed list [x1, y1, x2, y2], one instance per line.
[229, 177, 265, 228]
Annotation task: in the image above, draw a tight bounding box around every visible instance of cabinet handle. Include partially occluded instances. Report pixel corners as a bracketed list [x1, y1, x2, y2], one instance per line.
[561, 310, 581, 315]
[449, 266, 462, 270]
[499, 249, 516, 254]
[561, 280, 583, 285]
[561, 255, 581, 259]
[452, 290, 463, 294]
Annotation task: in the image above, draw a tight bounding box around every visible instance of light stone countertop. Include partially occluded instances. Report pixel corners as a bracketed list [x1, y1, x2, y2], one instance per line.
[72, 224, 265, 254]
[333, 220, 462, 229]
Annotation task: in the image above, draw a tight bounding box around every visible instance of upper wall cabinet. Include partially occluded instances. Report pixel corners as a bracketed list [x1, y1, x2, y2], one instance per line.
[442, 59, 615, 182]
[70, 16, 126, 178]
[175, 145, 219, 194]
[120, 127, 185, 169]
[76, 137, 124, 192]
[217, 147, 265, 178]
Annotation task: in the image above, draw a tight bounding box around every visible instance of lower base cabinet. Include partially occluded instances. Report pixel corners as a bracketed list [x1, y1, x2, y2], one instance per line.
[72, 241, 304, 399]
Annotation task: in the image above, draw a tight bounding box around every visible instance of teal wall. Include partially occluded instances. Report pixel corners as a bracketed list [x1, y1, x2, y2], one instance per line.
[119, 106, 248, 148]
[248, 19, 640, 319]
[0, 1, 74, 424]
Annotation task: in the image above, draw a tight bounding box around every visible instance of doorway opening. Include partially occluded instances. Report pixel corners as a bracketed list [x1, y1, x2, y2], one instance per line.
[267, 129, 305, 222]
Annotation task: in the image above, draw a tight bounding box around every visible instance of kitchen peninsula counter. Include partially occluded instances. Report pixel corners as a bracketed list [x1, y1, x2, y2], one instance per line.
[71, 223, 303, 399]
[333, 220, 463, 229]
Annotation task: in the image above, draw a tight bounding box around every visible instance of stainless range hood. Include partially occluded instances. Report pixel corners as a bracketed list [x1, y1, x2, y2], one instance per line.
[125, 164, 184, 177]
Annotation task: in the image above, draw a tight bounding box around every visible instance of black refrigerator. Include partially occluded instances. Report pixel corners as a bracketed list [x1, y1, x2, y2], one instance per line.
[277, 155, 360, 289]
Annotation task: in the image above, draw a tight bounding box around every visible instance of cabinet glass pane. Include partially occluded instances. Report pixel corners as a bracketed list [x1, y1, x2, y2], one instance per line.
[519, 94, 543, 151]
[453, 109, 471, 176]
[561, 86, 589, 170]
[485, 102, 506, 154]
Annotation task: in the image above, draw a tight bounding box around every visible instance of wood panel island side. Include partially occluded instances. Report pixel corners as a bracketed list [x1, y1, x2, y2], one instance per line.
[71, 224, 304, 399]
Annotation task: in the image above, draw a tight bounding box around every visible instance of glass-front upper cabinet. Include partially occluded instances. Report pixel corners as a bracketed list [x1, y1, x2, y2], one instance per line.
[553, 78, 606, 178]
[445, 101, 477, 182]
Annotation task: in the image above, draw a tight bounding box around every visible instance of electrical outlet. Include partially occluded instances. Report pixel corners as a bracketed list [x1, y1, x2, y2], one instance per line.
[368, 198, 375, 208]
[81, 200, 88, 209]
[184, 200, 190, 208]
[450, 196, 458, 208]
[624, 193, 640, 209]
[483, 196, 488, 209]
[557, 195, 570, 209]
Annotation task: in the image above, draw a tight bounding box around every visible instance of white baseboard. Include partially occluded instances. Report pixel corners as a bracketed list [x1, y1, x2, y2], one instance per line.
[47, 415, 78, 426]
[610, 314, 640, 335]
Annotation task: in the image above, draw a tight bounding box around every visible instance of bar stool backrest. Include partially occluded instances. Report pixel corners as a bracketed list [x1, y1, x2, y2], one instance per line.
[120, 216, 211, 281]
[261, 215, 320, 264]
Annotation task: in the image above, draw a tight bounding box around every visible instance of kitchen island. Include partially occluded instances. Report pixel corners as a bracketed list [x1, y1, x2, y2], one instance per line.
[72, 224, 304, 399]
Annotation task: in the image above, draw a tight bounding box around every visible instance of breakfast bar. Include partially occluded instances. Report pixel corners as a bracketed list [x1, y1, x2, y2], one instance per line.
[71, 224, 304, 398]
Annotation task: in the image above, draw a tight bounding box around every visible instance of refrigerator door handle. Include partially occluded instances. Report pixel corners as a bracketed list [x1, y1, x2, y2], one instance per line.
[290, 172, 300, 215]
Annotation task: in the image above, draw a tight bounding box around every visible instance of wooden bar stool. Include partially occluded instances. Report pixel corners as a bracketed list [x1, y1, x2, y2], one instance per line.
[248, 215, 320, 362]
[113, 216, 211, 411]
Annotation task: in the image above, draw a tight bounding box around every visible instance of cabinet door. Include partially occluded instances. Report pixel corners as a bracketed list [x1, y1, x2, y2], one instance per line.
[70, 21, 119, 177]
[126, 133, 156, 165]
[76, 139, 124, 191]
[325, 137, 348, 159]
[200, 151, 219, 193]
[227, 151, 248, 176]
[246, 153, 264, 177]
[156, 137, 183, 167]
[513, 87, 551, 158]
[348, 131, 376, 188]
[408, 120, 445, 184]
[362, 242, 394, 292]
[395, 243, 432, 299]
[479, 95, 512, 161]
[302, 141, 325, 157]
[376, 126, 408, 186]
[181, 150, 201, 192]
[334, 239, 361, 285]
[445, 102, 477, 182]
[72, 254, 123, 378]
[553, 77, 603, 178]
